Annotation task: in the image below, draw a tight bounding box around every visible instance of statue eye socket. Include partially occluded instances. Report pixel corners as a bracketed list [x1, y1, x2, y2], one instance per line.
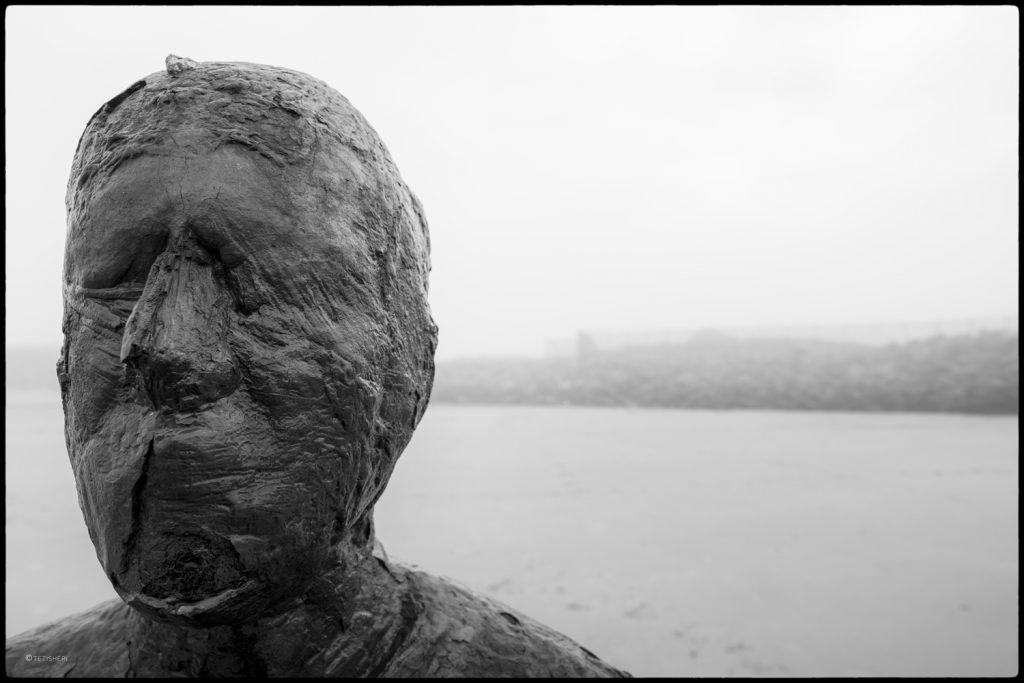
[78, 284, 146, 301]
[83, 228, 170, 289]
[68, 285, 143, 334]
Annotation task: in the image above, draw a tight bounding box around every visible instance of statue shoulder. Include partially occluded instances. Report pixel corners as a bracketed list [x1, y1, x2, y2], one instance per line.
[382, 564, 630, 678]
[6, 599, 133, 678]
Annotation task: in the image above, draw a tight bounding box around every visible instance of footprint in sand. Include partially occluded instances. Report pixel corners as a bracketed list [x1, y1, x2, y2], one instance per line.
[622, 603, 649, 619]
[741, 659, 773, 675]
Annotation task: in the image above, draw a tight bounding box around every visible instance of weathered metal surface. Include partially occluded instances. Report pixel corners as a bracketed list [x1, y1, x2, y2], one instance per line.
[5, 57, 628, 678]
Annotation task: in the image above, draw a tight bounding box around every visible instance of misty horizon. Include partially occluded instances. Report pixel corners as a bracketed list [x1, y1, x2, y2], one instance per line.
[6, 314, 1017, 366]
[5, 313, 1019, 359]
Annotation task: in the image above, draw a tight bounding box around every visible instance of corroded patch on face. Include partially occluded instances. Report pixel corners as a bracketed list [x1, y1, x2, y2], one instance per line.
[138, 532, 245, 603]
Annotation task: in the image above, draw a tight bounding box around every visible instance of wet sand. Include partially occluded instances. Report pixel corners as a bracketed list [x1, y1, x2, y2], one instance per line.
[5, 396, 1018, 676]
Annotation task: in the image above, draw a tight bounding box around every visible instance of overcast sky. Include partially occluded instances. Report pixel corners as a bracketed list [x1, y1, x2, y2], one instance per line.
[5, 6, 1019, 359]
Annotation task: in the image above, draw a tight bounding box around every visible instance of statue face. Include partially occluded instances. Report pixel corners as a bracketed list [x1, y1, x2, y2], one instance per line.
[61, 138, 427, 625]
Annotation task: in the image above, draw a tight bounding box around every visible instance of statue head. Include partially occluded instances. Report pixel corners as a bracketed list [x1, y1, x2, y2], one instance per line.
[58, 57, 437, 625]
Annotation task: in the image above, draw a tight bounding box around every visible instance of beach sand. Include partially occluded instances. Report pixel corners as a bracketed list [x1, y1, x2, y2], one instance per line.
[5, 385, 1018, 676]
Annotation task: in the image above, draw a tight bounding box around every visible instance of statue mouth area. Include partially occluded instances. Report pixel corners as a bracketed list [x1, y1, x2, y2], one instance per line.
[139, 532, 246, 602]
[116, 530, 281, 625]
[128, 581, 259, 621]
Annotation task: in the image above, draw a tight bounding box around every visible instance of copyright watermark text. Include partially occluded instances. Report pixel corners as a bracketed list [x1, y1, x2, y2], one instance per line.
[24, 654, 68, 663]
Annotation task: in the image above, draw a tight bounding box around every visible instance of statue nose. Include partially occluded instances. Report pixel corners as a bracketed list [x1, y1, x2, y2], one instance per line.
[120, 249, 241, 412]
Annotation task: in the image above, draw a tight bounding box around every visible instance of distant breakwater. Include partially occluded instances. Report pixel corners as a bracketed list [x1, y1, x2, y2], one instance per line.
[432, 331, 1019, 415]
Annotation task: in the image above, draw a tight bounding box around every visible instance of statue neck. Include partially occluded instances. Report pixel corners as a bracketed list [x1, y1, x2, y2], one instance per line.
[124, 537, 417, 677]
